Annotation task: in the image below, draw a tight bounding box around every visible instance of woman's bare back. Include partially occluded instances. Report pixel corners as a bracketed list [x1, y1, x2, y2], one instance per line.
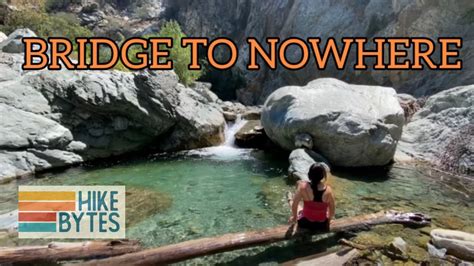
[297, 180, 330, 202]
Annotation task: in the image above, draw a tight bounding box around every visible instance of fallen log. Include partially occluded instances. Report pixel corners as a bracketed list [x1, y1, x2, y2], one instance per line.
[82, 210, 430, 265]
[0, 240, 141, 264]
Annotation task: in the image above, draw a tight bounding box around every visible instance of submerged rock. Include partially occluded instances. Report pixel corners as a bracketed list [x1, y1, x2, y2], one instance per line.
[398, 85, 473, 175]
[427, 243, 447, 258]
[388, 237, 408, 257]
[0, 210, 17, 232]
[0, 53, 225, 180]
[262, 78, 404, 167]
[430, 229, 474, 261]
[435, 216, 466, 230]
[126, 187, 172, 227]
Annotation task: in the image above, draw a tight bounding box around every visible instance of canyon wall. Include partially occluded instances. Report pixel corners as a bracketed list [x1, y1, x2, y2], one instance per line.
[163, 0, 474, 104]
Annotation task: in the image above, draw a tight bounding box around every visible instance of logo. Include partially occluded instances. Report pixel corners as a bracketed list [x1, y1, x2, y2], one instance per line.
[18, 186, 125, 239]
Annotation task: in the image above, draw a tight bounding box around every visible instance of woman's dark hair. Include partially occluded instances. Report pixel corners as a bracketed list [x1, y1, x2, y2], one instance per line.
[308, 163, 327, 184]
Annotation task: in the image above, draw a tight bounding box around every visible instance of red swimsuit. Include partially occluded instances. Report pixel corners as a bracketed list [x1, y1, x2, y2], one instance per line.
[301, 200, 329, 222]
[298, 184, 329, 231]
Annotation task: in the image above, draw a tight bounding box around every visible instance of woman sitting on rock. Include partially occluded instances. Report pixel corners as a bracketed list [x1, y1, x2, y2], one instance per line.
[288, 163, 336, 231]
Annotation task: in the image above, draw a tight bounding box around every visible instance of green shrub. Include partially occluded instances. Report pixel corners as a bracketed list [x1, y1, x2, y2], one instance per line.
[6, 0, 45, 9]
[147, 20, 204, 86]
[107, 20, 204, 86]
[0, 8, 92, 47]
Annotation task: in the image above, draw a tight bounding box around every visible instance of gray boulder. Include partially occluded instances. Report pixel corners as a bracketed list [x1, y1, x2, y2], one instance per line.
[0, 103, 72, 150]
[0, 151, 36, 179]
[0, 52, 23, 81]
[0, 52, 225, 181]
[388, 237, 408, 257]
[155, 82, 226, 151]
[0, 28, 37, 53]
[262, 78, 405, 167]
[288, 149, 330, 181]
[398, 85, 473, 174]
[28, 69, 225, 156]
[221, 101, 247, 114]
[190, 82, 220, 103]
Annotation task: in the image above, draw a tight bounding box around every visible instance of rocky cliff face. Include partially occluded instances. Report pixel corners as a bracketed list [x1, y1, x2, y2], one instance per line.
[398, 85, 473, 175]
[0, 52, 225, 181]
[163, 0, 474, 104]
[3, 1, 473, 104]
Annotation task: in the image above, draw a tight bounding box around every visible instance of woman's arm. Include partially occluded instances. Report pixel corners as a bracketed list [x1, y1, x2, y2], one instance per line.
[326, 186, 336, 221]
[289, 183, 303, 223]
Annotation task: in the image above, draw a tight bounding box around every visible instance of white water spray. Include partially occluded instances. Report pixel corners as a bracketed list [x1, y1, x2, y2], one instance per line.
[224, 115, 247, 147]
[187, 115, 249, 160]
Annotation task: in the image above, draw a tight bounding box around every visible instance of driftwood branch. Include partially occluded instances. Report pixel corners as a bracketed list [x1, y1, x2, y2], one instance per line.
[0, 240, 141, 264]
[82, 210, 430, 265]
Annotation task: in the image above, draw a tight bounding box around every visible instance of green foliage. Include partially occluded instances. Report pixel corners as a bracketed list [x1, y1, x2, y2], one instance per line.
[0, 9, 92, 42]
[5, 0, 46, 9]
[148, 20, 204, 86]
[110, 21, 204, 86]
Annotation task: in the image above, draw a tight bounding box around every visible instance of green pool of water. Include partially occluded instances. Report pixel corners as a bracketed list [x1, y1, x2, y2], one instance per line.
[0, 147, 473, 264]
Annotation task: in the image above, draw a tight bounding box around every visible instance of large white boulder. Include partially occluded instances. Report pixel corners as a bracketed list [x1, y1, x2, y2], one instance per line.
[262, 78, 405, 167]
[431, 229, 474, 261]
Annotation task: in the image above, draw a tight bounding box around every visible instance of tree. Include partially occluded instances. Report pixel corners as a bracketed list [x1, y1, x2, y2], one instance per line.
[149, 20, 204, 86]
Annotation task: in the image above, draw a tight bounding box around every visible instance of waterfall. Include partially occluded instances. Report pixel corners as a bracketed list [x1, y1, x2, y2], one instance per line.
[223, 115, 247, 147]
[186, 115, 249, 160]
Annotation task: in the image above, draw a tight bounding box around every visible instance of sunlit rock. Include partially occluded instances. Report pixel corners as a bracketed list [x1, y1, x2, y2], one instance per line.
[262, 78, 404, 167]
